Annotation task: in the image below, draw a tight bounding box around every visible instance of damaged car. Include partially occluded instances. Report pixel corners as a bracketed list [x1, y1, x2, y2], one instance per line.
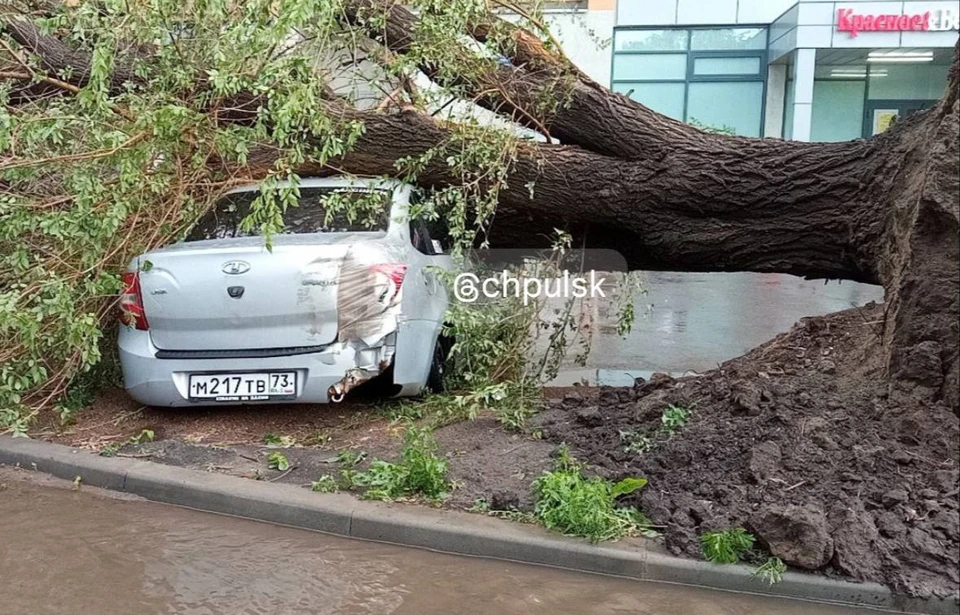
[118, 177, 450, 406]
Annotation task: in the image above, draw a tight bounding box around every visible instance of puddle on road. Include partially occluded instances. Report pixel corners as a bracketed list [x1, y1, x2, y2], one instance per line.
[543, 272, 882, 384]
[0, 471, 889, 615]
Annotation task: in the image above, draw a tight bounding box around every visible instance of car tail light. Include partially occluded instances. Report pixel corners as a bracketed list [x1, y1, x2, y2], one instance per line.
[119, 272, 149, 331]
[369, 263, 408, 303]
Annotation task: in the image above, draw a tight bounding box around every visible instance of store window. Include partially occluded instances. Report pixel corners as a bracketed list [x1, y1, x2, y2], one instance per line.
[867, 64, 950, 101]
[797, 63, 950, 142]
[808, 65, 867, 142]
[611, 27, 768, 137]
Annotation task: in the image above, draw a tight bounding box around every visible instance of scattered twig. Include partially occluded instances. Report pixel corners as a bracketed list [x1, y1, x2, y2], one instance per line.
[783, 480, 807, 492]
[268, 466, 297, 482]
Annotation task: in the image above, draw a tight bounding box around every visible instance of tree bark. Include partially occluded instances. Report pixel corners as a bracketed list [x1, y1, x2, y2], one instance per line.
[3, 11, 958, 411]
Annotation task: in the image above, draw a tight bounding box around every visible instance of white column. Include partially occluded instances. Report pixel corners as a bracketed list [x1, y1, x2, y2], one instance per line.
[764, 64, 787, 138]
[790, 48, 816, 142]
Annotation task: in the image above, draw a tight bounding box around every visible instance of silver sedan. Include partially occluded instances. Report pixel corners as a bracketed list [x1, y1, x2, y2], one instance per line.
[118, 177, 449, 406]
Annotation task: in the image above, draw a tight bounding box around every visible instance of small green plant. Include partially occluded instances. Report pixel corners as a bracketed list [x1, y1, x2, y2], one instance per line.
[335, 450, 367, 468]
[263, 432, 297, 448]
[310, 475, 338, 493]
[339, 469, 358, 489]
[100, 428, 156, 456]
[689, 118, 738, 136]
[130, 429, 155, 445]
[469, 497, 492, 513]
[700, 528, 756, 564]
[619, 430, 653, 454]
[533, 445, 651, 542]
[621, 405, 691, 455]
[351, 426, 448, 501]
[660, 405, 689, 436]
[56, 378, 96, 426]
[383, 400, 428, 423]
[267, 452, 290, 472]
[302, 431, 331, 447]
[753, 556, 787, 585]
[99, 442, 122, 457]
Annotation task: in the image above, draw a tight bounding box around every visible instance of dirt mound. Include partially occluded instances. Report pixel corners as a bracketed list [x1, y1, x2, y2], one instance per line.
[536, 304, 960, 598]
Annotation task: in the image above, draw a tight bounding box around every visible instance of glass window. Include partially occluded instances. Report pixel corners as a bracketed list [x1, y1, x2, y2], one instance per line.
[612, 54, 687, 80]
[614, 29, 688, 52]
[693, 57, 762, 76]
[691, 28, 766, 50]
[867, 64, 950, 100]
[687, 82, 764, 137]
[186, 188, 390, 240]
[811, 80, 865, 142]
[611, 27, 770, 136]
[613, 82, 685, 120]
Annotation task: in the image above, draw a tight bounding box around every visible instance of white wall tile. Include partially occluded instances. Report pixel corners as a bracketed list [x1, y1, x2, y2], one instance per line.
[901, 29, 960, 45]
[798, 2, 837, 24]
[797, 24, 836, 45]
[617, 0, 678, 25]
[769, 28, 799, 60]
[739, 0, 798, 23]
[676, 0, 737, 24]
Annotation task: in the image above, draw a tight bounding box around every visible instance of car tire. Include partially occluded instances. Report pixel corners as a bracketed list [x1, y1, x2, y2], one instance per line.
[426, 341, 446, 394]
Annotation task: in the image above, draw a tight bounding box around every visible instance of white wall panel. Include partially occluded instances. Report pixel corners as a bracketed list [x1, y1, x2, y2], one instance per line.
[676, 0, 737, 23]
[616, 0, 678, 25]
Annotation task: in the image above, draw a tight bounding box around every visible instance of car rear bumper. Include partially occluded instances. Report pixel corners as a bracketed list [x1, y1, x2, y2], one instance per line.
[118, 327, 396, 407]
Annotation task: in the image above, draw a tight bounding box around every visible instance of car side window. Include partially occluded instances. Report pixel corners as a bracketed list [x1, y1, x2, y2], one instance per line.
[410, 220, 436, 255]
[424, 217, 451, 254]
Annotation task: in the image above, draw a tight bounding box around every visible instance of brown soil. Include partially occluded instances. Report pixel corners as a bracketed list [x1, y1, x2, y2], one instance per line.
[37, 391, 551, 512]
[34, 304, 958, 599]
[535, 304, 960, 599]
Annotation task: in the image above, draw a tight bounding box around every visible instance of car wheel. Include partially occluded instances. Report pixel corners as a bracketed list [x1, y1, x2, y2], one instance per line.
[426, 341, 445, 394]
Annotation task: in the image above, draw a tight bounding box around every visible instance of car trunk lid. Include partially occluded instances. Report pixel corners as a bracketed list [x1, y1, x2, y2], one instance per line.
[139, 235, 368, 351]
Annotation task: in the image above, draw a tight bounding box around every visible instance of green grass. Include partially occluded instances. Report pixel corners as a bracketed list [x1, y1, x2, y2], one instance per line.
[753, 557, 787, 585]
[700, 528, 756, 564]
[310, 475, 338, 493]
[387, 382, 542, 432]
[334, 450, 367, 468]
[263, 432, 297, 448]
[620, 405, 691, 455]
[532, 446, 652, 542]
[351, 426, 448, 501]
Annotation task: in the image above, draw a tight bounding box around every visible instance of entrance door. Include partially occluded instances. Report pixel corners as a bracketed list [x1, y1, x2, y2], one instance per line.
[864, 100, 938, 137]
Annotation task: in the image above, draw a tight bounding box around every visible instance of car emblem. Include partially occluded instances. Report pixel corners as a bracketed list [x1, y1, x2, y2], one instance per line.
[222, 260, 250, 275]
[227, 286, 245, 299]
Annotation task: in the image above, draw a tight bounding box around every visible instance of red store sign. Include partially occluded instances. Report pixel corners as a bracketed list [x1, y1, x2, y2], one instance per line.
[837, 8, 960, 37]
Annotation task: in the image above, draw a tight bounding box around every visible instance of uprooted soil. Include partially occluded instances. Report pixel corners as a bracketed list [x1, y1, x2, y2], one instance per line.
[34, 303, 958, 600]
[535, 304, 960, 599]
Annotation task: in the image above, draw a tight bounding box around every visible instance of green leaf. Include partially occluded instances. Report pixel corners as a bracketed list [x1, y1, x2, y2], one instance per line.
[267, 452, 290, 471]
[610, 477, 647, 498]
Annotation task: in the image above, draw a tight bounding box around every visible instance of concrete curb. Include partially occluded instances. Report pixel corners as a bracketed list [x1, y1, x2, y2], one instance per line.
[1, 436, 955, 615]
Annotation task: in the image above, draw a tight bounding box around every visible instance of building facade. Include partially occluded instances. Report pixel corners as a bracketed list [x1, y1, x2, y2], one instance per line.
[553, 0, 959, 140]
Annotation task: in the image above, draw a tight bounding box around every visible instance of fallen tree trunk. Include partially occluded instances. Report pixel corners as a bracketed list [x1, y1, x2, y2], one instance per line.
[339, 2, 959, 409]
[2, 7, 957, 412]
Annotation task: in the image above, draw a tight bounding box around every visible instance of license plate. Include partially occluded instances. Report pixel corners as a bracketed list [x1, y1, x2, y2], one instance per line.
[188, 372, 297, 401]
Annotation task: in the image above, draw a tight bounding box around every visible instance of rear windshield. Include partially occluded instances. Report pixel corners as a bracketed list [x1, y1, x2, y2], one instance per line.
[186, 187, 391, 241]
